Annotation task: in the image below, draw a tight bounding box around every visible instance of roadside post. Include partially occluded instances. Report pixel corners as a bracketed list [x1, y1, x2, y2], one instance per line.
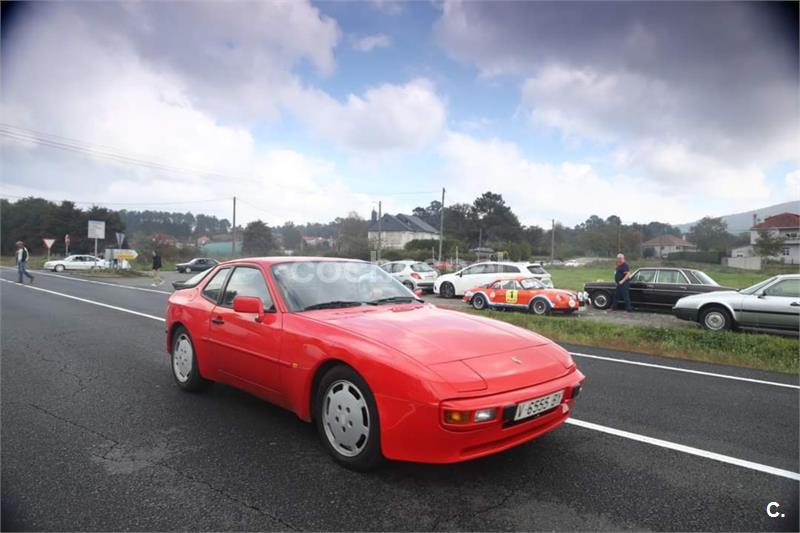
[65, 234, 70, 256]
[42, 238, 55, 260]
[88, 220, 106, 268]
[115, 232, 126, 269]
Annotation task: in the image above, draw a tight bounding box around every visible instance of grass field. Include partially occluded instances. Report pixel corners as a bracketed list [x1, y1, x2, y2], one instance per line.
[547, 260, 797, 291]
[475, 309, 799, 374]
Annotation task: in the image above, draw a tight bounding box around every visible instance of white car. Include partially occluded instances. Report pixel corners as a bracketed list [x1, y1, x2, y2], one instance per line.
[43, 255, 108, 272]
[434, 261, 553, 298]
[380, 260, 439, 292]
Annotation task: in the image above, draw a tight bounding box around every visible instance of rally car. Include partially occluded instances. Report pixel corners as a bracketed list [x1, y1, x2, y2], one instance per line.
[464, 277, 589, 315]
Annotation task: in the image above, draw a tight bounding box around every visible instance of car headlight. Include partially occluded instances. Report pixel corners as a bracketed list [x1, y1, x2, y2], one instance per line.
[568, 298, 576, 308]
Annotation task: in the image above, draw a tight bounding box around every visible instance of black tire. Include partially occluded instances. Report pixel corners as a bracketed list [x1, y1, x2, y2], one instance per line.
[530, 299, 550, 315]
[439, 282, 456, 299]
[55, 264, 65, 273]
[402, 280, 415, 290]
[591, 290, 611, 310]
[699, 306, 733, 331]
[315, 365, 383, 471]
[471, 293, 488, 310]
[171, 326, 211, 392]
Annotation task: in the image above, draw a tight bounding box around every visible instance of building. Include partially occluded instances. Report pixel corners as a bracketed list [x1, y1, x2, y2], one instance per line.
[367, 212, 440, 250]
[749, 212, 800, 264]
[641, 235, 697, 258]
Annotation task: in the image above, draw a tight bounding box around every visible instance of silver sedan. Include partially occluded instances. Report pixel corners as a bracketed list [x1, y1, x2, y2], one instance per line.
[673, 274, 799, 332]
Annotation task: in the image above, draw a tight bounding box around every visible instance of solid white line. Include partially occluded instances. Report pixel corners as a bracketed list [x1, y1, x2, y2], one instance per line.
[4, 278, 799, 481]
[0, 279, 165, 322]
[570, 351, 799, 390]
[567, 418, 800, 481]
[0, 266, 171, 294]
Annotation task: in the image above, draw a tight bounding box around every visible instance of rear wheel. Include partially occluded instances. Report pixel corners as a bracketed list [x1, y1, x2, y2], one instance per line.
[531, 299, 550, 315]
[471, 293, 488, 310]
[402, 280, 415, 290]
[315, 365, 382, 470]
[171, 326, 211, 392]
[700, 306, 732, 331]
[591, 291, 611, 310]
[439, 282, 456, 299]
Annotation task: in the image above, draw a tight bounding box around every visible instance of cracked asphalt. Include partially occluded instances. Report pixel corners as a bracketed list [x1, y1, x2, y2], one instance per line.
[1, 269, 798, 531]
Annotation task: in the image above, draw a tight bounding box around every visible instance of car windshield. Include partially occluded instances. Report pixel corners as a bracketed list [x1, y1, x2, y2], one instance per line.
[691, 270, 719, 286]
[271, 261, 417, 312]
[520, 278, 545, 290]
[739, 277, 777, 295]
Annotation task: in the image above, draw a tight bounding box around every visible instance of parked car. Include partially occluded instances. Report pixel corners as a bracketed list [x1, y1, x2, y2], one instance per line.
[43, 254, 107, 272]
[563, 260, 580, 268]
[175, 257, 219, 273]
[673, 274, 800, 332]
[380, 260, 438, 291]
[166, 258, 584, 469]
[584, 267, 733, 310]
[434, 261, 553, 298]
[464, 277, 589, 315]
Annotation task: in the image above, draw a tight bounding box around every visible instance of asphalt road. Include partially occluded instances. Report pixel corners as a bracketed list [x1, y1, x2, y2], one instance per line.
[1, 268, 798, 531]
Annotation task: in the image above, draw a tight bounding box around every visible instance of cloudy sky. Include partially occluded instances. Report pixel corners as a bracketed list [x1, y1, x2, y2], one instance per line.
[1, 1, 797, 228]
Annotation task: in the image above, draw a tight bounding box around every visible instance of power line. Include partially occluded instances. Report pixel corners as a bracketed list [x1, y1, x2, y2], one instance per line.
[0, 192, 226, 208]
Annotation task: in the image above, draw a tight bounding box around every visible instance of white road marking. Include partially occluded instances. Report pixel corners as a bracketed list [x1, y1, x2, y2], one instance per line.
[0, 278, 165, 322]
[5, 279, 800, 481]
[567, 418, 800, 482]
[570, 351, 799, 390]
[0, 266, 172, 294]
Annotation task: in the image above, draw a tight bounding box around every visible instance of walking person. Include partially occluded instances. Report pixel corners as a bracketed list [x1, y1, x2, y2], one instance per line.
[151, 250, 163, 287]
[612, 253, 632, 312]
[15, 241, 35, 284]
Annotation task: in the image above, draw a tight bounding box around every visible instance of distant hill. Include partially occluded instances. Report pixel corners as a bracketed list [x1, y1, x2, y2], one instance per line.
[677, 201, 800, 234]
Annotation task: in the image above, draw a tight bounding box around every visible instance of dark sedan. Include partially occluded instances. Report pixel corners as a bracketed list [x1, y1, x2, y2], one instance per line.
[176, 257, 218, 273]
[584, 267, 734, 311]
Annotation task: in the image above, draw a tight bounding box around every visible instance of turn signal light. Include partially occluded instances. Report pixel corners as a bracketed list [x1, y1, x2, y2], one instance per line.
[443, 410, 471, 424]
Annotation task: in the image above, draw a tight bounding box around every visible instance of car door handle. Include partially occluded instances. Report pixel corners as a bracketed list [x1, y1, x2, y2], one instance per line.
[211, 317, 225, 325]
[791, 302, 800, 307]
[679, 286, 687, 290]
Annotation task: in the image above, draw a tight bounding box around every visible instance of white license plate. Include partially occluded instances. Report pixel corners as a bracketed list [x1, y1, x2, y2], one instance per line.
[514, 390, 564, 421]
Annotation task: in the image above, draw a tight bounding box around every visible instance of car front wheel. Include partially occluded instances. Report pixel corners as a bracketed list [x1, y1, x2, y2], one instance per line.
[171, 326, 211, 391]
[439, 282, 456, 299]
[531, 299, 550, 315]
[700, 306, 732, 331]
[591, 291, 611, 310]
[315, 365, 382, 471]
[55, 264, 65, 272]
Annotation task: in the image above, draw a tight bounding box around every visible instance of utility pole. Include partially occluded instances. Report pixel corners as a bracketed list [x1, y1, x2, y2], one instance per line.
[550, 219, 555, 262]
[617, 222, 622, 253]
[232, 196, 237, 257]
[438, 187, 445, 265]
[377, 201, 382, 262]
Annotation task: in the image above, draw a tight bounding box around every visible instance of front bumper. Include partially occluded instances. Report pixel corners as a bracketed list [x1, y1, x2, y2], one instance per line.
[673, 307, 699, 322]
[377, 369, 585, 463]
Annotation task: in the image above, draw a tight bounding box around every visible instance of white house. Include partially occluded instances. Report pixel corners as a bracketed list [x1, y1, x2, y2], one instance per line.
[749, 213, 800, 264]
[641, 234, 697, 258]
[367, 212, 440, 250]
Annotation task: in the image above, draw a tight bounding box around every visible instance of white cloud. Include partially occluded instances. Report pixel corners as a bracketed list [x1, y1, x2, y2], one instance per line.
[786, 170, 800, 199]
[284, 78, 447, 151]
[351, 34, 392, 52]
[368, 0, 404, 16]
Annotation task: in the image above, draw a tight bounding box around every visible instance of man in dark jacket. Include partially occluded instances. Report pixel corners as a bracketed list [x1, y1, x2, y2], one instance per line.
[612, 253, 632, 311]
[15, 241, 35, 284]
[151, 250, 163, 287]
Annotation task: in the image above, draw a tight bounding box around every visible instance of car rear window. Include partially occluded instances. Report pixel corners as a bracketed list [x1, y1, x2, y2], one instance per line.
[526, 265, 546, 275]
[411, 262, 433, 272]
[202, 267, 231, 302]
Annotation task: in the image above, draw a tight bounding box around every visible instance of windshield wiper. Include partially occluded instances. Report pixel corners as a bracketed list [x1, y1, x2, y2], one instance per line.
[368, 296, 423, 305]
[303, 301, 365, 311]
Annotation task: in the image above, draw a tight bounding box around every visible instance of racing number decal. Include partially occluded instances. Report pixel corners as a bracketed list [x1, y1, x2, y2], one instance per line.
[505, 290, 519, 303]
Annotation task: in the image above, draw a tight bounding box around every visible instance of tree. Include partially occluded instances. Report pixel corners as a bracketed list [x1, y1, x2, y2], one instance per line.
[753, 230, 785, 259]
[279, 222, 303, 251]
[472, 191, 523, 242]
[242, 220, 274, 256]
[688, 217, 730, 252]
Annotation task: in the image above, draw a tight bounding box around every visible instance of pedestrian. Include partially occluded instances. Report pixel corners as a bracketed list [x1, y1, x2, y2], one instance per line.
[151, 250, 163, 287]
[612, 253, 632, 312]
[15, 241, 35, 284]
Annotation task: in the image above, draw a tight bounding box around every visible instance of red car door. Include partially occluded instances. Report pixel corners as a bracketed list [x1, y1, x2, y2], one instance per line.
[207, 266, 283, 400]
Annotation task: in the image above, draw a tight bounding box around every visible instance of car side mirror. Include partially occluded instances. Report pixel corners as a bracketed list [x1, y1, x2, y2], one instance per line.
[457, 272, 463, 277]
[233, 296, 265, 322]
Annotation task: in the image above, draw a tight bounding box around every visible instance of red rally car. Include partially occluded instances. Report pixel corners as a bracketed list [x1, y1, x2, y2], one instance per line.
[464, 276, 590, 315]
[166, 258, 585, 470]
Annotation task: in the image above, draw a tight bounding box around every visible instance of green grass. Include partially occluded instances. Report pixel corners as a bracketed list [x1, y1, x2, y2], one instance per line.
[473, 309, 799, 374]
[547, 260, 797, 291]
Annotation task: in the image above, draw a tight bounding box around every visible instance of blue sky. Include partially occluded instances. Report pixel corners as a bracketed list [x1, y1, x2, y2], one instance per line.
[1, 1, 797, 228]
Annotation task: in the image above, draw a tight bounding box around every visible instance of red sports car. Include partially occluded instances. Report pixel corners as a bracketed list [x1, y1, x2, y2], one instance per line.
[166, 258, 585, 469]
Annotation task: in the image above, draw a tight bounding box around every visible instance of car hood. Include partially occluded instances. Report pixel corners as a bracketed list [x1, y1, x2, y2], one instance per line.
[676, 290, 742, 305]
[307, 305, 571, 392]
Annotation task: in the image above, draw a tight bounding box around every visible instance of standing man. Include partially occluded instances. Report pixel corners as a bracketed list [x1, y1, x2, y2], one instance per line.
[613, 253, 632, 312]
[15, 241, 35, 284]
[151, 250, 163, 287]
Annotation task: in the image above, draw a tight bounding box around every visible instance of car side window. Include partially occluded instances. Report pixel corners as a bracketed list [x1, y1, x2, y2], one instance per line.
[463, 265, 485, 276]
[202, 267, 231, 303]
[632, 269, 657, 283]
[765, 279, 800, 297]
[656, 270, 688, 284]
[500, 280, 518, 290]
[222, 267, 274, 310]
[501, 265, 520, 273]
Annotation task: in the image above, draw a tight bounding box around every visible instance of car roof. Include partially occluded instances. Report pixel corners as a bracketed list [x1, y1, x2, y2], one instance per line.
[219, 256, 367, 267]
[384, 260, 418, 265]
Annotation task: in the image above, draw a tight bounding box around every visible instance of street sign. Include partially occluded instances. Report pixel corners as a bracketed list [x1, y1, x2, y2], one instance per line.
[88, 220, 106, 239]
[43, 238, 55, 249]
[113, 249, 138, 261]
[115, 232, 125, 248]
